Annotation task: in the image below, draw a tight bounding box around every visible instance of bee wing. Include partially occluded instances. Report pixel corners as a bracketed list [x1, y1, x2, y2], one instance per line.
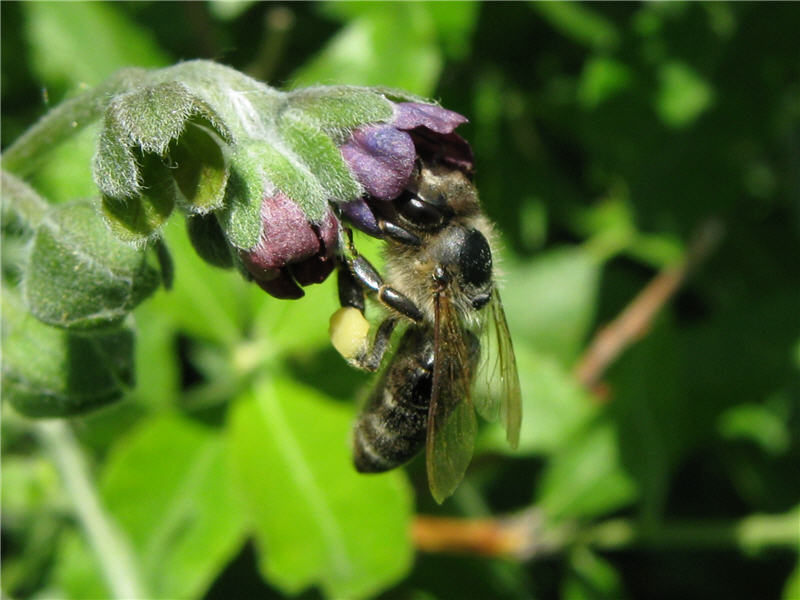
[474, 288, 522, 448]
[426, 290, 478, 504]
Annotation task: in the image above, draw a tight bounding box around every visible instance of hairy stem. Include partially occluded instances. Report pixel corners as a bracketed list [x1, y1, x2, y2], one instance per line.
[1, 70, 143, 177]
[1, 171, 51, 227]
[36, 421, 146, 599]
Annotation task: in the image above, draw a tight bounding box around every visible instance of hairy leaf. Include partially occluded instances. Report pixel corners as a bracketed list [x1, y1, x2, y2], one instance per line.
[186, 213, 235, 269]
[278, 108, 362, 205]
[170, 120, 230, 213]
[286, 86, 394, 140]
[100, 153, 176, 244]
[2, 294, 134, 417]
[24, 202, 160, 330]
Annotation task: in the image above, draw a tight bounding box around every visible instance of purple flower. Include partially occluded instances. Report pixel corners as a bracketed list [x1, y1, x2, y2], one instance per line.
[239, 192, 338, 299]
[339, 102, 473, 235]
[239, 100, 471, 300]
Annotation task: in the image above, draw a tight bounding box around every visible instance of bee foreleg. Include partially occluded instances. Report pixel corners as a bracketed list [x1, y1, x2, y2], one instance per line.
[337, 260, 365, 313]
[377, 219, 421, 246]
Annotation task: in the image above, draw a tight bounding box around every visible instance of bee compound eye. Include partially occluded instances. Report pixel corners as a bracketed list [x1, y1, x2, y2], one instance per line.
[459, 229, 492, 287]
[396, 194, 445, 229]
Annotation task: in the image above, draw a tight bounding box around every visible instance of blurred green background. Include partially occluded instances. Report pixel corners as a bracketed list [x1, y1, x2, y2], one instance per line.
[2, 2, 799, 599]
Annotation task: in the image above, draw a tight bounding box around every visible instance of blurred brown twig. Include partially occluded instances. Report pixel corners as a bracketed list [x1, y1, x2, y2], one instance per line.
[573, 219, 723, 390]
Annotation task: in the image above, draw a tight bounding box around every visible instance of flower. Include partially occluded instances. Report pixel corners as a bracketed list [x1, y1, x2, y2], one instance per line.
[339, 102, 473, 236]
[239, 100, 472, 300]
[239, 192, 339, 299]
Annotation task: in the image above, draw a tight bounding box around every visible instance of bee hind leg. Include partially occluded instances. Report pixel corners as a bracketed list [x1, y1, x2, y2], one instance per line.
[329, 308, 397, 372]
[331, 264, 399, 371]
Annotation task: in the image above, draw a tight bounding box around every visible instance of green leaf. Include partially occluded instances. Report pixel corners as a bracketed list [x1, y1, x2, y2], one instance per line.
[25, 201, 160, 329]
[531, 2, 619, 50]
[427, 2, 480, 60]
[229, 377, 413, 599]
[50, 530, 110, 600]
[718, 401, 791, 456]
[101, 415, 246, 599]
[112, 82, 203, 154]
[128, 302, 180, 409]
[293, 4, 442, 96]
[578, 57, 633, 109]
[93, 80, 231, 203]
[2, 294, 134, 417]
[186, 213, 235, 269]
[784, 562, 800, 600]
[170, 120, 230, 213]
[101, 153, 176, 244]
[30, 124, 102, 204]
[503, 248, 601, 366]
[609, 319, 686, 522]
[147, 218, 249, 346]
[278, 108, 362, 205]
[563, 545, 627, 600]
[286, 86, 394, 140]
[480, 345, 598, 456]
[536, 419, 638, 520]
[115, 81, 222, 155]
[93, 117, 140, 200]
[655, 61, 714, 128]
[23, 1, 167, 90]
[1, 456, 60, 518]
[215, 159, 263, 250]
[246, 141, 329, 223]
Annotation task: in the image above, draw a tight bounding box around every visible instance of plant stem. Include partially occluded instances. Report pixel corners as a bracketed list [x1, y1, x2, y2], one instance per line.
[1, 171, 51, 226]
[1, 70, 143, 177]
[412, 508, 800, 559]
[36, 421, 147, 599]
[584, 512, 800, 552]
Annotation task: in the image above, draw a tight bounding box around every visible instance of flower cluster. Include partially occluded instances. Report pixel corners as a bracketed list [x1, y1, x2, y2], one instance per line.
[240, 101, 473, 298]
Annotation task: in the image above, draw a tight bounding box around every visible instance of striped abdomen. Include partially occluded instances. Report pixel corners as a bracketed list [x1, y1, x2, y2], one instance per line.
[353, 326, 434, 473]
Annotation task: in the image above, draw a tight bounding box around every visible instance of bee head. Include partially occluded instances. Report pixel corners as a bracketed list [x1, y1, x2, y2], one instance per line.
[431, 226, 493, 311]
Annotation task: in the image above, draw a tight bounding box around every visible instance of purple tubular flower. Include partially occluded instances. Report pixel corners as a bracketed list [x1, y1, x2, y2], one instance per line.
[340, 101, 474, 236]
[340, 125, 416, 201]
[239, 192, 338, 299]
[391, 102, 468, 133]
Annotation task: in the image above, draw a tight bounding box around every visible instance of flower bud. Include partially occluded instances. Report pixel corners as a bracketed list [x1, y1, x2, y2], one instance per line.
[239, 192, 338, 299]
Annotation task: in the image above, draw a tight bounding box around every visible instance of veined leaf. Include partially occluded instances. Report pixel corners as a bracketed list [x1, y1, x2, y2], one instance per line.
[229, 377, 413, 599]
[536, 419, 638, 520]
[101, 415, 246, 599]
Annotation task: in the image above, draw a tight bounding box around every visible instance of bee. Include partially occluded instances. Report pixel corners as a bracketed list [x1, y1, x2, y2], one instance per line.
[330, 160, 521, 503]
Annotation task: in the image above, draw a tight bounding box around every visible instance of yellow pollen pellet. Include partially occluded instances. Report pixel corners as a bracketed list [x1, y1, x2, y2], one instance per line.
[329, 307, 370, 360]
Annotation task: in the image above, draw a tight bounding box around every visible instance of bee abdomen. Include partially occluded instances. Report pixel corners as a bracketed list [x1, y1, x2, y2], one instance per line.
[353, 332, 433, 473]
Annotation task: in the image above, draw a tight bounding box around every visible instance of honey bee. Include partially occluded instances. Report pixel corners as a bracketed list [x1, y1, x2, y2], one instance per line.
[330, 160, 521, 503]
